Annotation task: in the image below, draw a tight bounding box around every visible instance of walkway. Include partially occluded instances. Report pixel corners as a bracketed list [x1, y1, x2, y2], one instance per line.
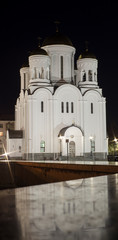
[0, 164, 118, 239]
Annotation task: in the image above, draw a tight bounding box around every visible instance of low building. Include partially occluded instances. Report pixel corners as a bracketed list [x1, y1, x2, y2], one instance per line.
[6, 130, 23, 159]
[0, 120, 14, 159]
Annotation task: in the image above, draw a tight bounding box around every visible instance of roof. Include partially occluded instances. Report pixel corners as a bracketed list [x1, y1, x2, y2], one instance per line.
[58, 126, 69, 137]
[8, 130, 23, 139]
[79, 49, 96, 59]
[29, 47, 48, 56]
[55, 79, 67, 87]
[58, 125, 84, 137]
[21, 62, 29, 68]
[42, 32, 73, 47]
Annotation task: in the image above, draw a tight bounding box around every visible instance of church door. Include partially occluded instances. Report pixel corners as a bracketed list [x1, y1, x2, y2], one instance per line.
[69, 141, 75, 157]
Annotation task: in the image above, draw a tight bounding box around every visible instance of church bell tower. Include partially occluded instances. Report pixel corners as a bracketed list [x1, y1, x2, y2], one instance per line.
[77, 47, 98, 89]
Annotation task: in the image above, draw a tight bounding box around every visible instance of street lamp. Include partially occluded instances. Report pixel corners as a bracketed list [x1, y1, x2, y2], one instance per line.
[89, 136, 93, 157]
[113, 137, 118, 156]
[66, 139, 69, 161]
[59, 134, 62, 159]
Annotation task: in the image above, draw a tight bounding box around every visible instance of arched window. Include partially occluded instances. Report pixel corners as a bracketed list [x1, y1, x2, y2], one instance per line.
[41, 101, 44, 112]
[61, 102, 64, 113]
[40, 140, 45, 153]
[46, 68, 49, 79]
[88, 70, 92, 81]
[94, 72, 97, 81]
[41, 67, 44, 79]
[91, 103, 93, 114]
[24, 73, 26, 89]
[74, 75, 76, 85]
[49, 65, 51, 79]
[34, 67, 37, 79]
[66, 102, 69, 113]
[82, 71, 86, 81]
[60, 56, 63, 79]
[19, 146, 21, 153]
[71, 102, 74, 113]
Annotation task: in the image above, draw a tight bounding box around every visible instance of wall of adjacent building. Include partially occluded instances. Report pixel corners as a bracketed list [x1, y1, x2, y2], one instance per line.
[0, 121, 14, 159]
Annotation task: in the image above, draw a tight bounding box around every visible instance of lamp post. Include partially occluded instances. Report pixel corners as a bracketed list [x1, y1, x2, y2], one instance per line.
[114, 137, 118, 157]
[89, 136, 93, 157]
[66, 139, 69, 161]
[59, 134, 62, 160]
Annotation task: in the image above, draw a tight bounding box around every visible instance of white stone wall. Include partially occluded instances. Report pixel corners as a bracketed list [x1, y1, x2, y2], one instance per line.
[24, 88, 53, 155]
[83, 90, 107, 154]
[53, 84, 83, 153]
[20, 67, 29, 90]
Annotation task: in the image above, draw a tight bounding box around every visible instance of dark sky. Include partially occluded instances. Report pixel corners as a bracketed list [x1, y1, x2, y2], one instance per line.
[0, 1, 118, 137]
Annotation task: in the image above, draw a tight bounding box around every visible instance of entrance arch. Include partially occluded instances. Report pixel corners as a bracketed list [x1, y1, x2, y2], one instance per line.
[58, 125, 84, 157]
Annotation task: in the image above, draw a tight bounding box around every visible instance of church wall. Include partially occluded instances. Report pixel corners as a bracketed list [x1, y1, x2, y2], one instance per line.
[24, 88, 53, 157]
[51, 54, 59, 81]
[15, 98, 20, 130]
[23, 94, 28, 156]
[83, 90, 107, 157]
[53, 84, 83, 155]
[20, 67, 29, 91]
[15, 103, 18, 130]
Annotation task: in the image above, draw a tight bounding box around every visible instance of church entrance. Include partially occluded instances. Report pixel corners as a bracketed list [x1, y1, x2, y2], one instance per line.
[69, 141, 75, 157]
[58, 125, 83, 157]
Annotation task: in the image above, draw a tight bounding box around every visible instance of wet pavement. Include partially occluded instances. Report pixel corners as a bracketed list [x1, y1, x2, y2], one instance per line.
[0, 172, 118, 239]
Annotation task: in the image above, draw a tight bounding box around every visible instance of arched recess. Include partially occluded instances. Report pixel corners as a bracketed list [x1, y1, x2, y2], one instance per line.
[54, 83, 82, 101]
[58, 125, 84, 157]
[32, 87, 52, 98]
[83, 89, 103, 116]
[83, 89, 102, 99]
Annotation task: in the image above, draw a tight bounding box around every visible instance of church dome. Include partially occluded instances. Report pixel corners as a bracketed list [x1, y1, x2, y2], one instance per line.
[79, 49, 96, 59]
[42, 32, 73, 47]
[55, 79, 67, 86]
[21, 62, 29, 68]
[29, 47, 48, 56]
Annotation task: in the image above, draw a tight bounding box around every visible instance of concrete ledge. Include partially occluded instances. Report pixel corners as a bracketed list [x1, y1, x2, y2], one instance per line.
[22, 152, 108, 161]
[0, 161, 118, 189]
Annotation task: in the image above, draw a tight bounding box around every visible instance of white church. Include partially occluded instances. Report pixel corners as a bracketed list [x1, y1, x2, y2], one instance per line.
[7, 30, 108, 160]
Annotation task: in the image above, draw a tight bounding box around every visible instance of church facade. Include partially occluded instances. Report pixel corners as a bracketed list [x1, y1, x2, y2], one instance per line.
[7, 31, 108, 160]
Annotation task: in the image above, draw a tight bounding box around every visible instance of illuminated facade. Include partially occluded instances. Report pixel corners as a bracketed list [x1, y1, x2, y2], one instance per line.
[7, 31, 108, 160]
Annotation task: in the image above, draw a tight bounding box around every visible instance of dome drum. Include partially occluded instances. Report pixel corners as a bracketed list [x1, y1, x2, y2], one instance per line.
[29, 55, 50, 81]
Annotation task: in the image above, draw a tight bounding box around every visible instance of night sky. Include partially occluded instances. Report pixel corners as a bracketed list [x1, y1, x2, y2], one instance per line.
[0, 1, 118, 138]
